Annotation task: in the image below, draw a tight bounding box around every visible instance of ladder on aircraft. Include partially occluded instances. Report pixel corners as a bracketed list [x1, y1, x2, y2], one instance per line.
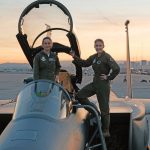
[73, 104, 107, 150]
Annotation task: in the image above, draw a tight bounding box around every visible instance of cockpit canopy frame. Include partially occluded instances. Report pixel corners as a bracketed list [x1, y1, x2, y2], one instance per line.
[16, 0, 82, 83]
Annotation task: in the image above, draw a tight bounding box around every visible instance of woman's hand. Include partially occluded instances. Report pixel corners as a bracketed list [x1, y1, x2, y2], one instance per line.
[55, 75, 59, 83]
[70, 50, 75, 57]
[100, 74, 108, 80]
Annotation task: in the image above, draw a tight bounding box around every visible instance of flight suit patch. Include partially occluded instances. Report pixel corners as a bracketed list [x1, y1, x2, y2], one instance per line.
[49, 58, 55, 61]
[41, 56, 46, 61]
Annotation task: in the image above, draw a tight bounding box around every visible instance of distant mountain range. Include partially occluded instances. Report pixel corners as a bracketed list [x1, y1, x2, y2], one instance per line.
[0, 61, 73, 68]
[0, 61, 74, 73]
[0, 63, 32, 73]
[0, 63, 31, 69]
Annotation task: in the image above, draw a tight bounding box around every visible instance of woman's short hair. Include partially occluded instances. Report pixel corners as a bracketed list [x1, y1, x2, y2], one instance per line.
[42, 36, 52, 44]
[94, 39, 104, 45]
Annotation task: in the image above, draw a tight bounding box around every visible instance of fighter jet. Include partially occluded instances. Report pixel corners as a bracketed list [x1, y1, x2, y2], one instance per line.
[0, 0, 150, 150]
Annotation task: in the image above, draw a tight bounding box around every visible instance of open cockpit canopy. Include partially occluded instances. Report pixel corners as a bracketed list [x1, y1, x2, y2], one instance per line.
[18, 0, 73, 48]
[17, 0, 82, 83]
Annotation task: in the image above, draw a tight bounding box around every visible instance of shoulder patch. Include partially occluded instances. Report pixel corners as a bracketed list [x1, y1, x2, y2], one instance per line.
[109, 57, 114, 62]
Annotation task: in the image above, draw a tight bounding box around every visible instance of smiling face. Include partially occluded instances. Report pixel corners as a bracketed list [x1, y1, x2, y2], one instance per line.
[94, 39, 104, 54]
[42, 37, 53, 53]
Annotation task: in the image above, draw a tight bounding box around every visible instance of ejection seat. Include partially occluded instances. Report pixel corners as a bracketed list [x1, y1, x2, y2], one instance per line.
[59, 69, 74, 94]
[58, 69, 80, 98]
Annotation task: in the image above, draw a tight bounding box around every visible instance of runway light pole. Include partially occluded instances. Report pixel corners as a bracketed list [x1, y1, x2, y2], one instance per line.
[45, 24, 52, 37]
[125, 20, 132, 99]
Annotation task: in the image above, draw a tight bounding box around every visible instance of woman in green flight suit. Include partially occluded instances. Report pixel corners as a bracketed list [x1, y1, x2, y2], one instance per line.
[70, 39, 120, 137]
[33, 37, 61, 81]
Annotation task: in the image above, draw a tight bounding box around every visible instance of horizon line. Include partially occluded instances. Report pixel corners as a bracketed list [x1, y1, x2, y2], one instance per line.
[1, 59, 150, 65]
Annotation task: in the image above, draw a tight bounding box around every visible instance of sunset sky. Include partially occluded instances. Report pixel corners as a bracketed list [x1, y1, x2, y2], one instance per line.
[0, 0, 150, 63]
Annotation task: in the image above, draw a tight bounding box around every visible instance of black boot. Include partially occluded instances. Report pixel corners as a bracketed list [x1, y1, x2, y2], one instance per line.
[101, 114, 110, 137]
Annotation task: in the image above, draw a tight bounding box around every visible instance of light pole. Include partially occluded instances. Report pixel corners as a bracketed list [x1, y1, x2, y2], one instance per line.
[45, 24, 52, 37]
[125, 20, 132, 99]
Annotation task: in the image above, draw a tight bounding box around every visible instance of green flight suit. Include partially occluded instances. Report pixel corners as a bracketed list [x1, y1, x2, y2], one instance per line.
[73, 51, 120, 131]
[33, 51, 61, 81]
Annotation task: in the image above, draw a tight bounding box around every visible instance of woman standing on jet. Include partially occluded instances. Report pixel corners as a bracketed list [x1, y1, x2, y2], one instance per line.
[33, 37, 61, 81]
[70, 38, 120, 137]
